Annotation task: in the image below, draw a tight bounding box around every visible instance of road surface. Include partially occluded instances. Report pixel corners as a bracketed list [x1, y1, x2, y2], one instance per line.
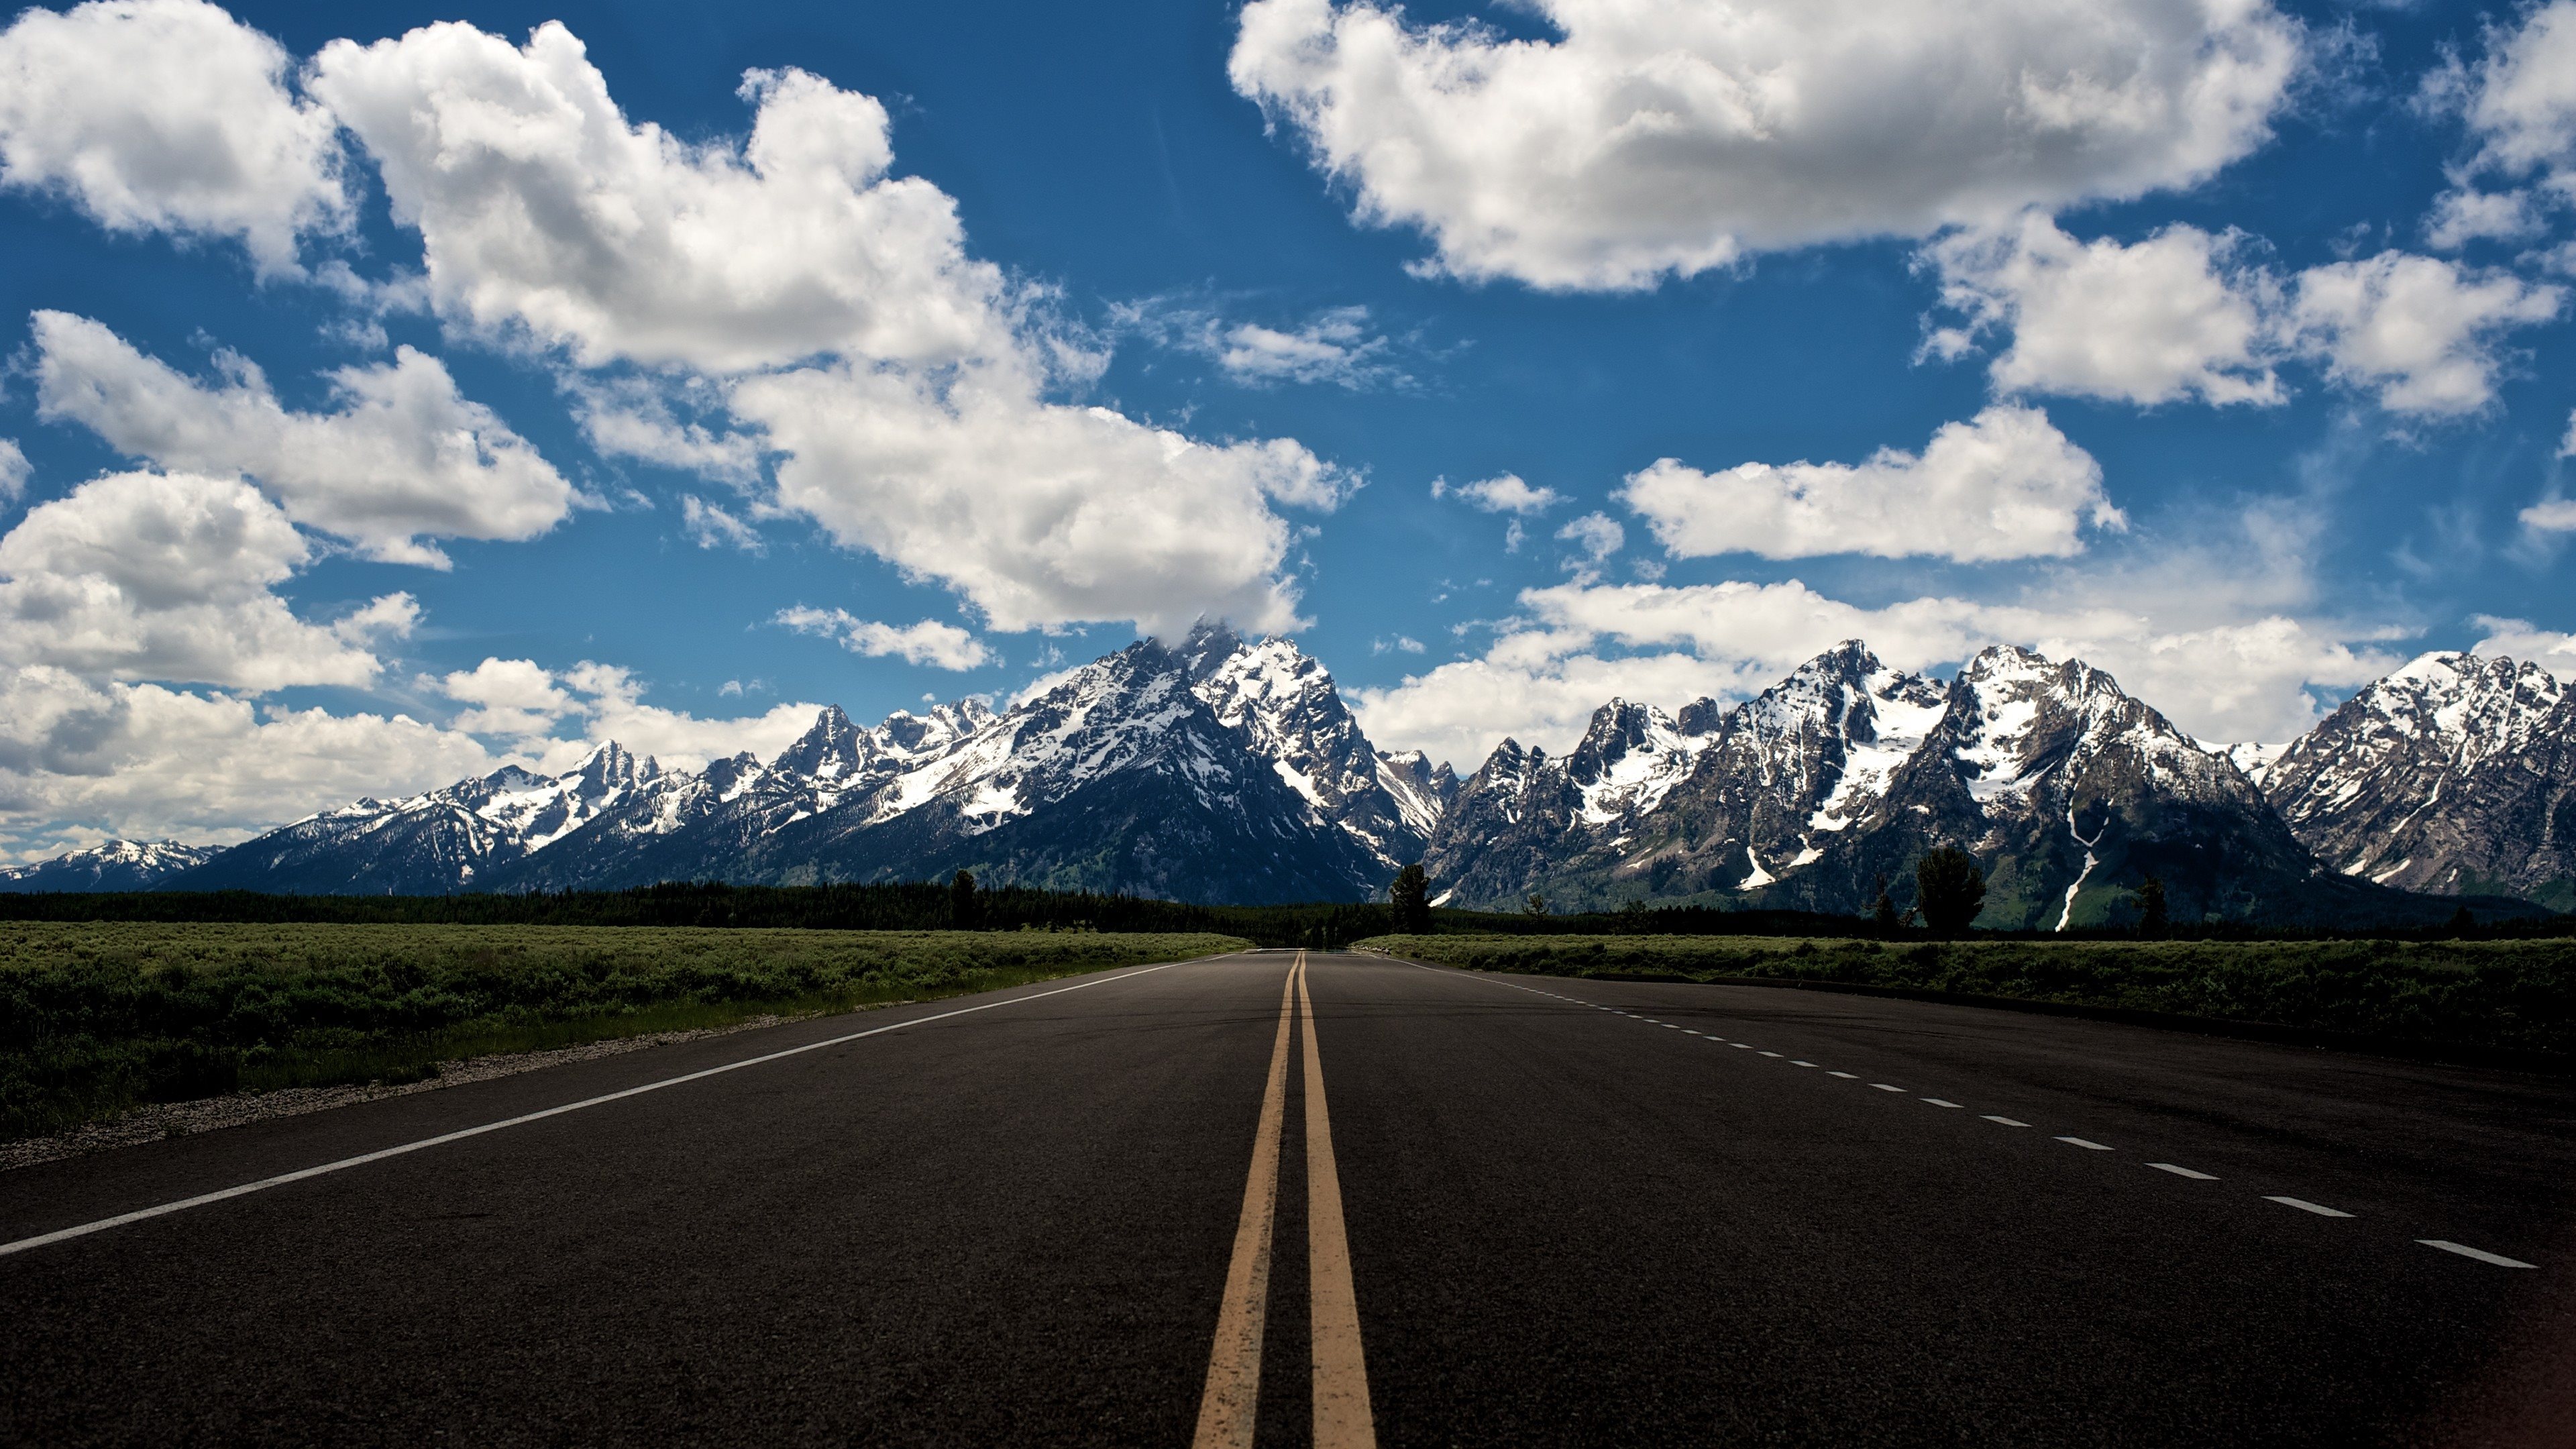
[3, 949, 2571, 1446]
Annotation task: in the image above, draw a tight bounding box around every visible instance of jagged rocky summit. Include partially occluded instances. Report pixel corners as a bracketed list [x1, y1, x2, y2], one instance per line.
[16, 629, 2572, 924]
[2253, 651, 2576, 912]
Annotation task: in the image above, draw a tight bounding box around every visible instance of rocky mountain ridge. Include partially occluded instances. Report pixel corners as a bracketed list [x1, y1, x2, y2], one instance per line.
[1426, 642, 2344, 927]
[160, 625, 1448, 905]
[11, 633, 2570, 922]
[2254, 651, 2575, 912]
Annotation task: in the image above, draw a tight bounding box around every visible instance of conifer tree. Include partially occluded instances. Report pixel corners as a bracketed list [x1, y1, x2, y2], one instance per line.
[1915, 849, 1985, 936]
[1389, 863, 1432, 934]
[949, 869, 979, 930]
[2135, 875, 2169, 938]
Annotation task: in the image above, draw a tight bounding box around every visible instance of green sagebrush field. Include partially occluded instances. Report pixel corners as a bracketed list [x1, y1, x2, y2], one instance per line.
[1362, 934, 2576, 1061]
[0, 924, 1248, 1141]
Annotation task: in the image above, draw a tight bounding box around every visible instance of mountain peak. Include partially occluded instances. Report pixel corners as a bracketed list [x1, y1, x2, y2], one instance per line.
[1178, 619, 1250, 683]
[572, 741, 653, 793]
[775, 704, 871, 778]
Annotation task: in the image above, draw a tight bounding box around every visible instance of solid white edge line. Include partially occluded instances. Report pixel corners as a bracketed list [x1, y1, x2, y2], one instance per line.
[2147, 1163, 2218, 1180]
[2265, 1195, 2354, 1218]
[0, 953, 1226, 1260]
[2417, 1240, 2536, 1269]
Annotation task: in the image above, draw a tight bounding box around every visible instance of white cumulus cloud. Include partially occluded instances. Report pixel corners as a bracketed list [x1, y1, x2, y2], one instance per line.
[2422, 187, 2549, 252]
[30, 311, 576, 566]
[438, 656, 573, 741]
[1924, 213, 2283, 406]
[2471, 615, 2576, 669]
[775, 607, 991, 671]
[1432, 473, 1561, 515]
[680, 495, 762, 553]
[1621, 405, 2120, 563]
[0, 470, 400, 692]
[1928, 221, 2565, 417]
[0, 665, 497, 853]
[431, 655, 826, 769]
[2287, 252, 2563, 417]
[1554, 512, 1623, 570]
[1230, 0, 2303, 290]
[0, 0, 346, 275]
[0, 440, 27, 502]
[734, 361, 1353, 637]
[1213, 310, 1394, 388]
[533, 661, 824, 773]
[307, 23, 1010, 372]
[2427, 1, 2576, 231]
[309, 17, 1352, 639]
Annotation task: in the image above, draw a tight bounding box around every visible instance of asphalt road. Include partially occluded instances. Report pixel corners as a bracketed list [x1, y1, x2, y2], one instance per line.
[3, 948, 2573, 1446]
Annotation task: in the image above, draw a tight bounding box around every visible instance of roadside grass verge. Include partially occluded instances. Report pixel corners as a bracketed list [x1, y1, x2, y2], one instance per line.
[1360, 933, 2576, 1061]
[0, 924, 1248, 1141]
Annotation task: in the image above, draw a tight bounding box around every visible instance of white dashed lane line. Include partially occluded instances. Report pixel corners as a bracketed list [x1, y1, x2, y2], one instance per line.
[2418, 1240, 2536, 1269]
[1436, 967, 2540, 1270]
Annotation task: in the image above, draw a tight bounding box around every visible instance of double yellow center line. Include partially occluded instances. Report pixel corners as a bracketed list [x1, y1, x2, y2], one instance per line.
[1193, 951, 1375, 1448]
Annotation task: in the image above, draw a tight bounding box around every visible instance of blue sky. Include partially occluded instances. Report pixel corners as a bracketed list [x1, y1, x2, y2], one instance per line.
[3, 0, 2575, 856]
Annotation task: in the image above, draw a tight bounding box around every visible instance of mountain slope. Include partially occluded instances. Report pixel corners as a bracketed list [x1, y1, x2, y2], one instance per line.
[1428, 643, 1950, 912]
[2258, 652, 2576, 911]
[1841, 646, 2320, 929]
[1421, 696, 1723, 908]
[1181, 623, 1454, 868]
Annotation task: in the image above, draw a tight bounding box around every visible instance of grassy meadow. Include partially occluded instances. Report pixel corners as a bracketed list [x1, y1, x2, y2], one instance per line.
[0, 923, 1247, 1142]
[1363, 933, 2576, 1060]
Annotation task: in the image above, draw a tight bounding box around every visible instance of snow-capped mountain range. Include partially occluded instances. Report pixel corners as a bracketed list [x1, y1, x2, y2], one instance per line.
[11, 627, 2572, 922]
[0, 839, 219, 893]
[159, 624, 1449, 904]
[1426, 641, 2337, 928]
